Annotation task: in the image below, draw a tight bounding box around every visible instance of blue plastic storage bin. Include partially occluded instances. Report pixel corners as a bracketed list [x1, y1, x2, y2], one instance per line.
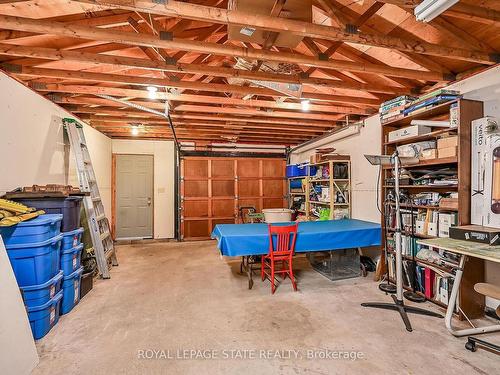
[0, 214, 62, 246]
[27, 290, 63, 340]
[20, 271, 63, 308]
[61, 267, 84, 315]
[61, 244, 83, 276]
[5, 234, 62, 287]
[286, 163, 317, 178]
[61, 227, 84, 251]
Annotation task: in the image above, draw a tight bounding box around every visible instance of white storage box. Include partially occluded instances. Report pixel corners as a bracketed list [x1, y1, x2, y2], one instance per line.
[262, 209, 292, 223]
[416, 220, 426, 235]
[471, 116, 500, 228]
[388, 125, 431, 142]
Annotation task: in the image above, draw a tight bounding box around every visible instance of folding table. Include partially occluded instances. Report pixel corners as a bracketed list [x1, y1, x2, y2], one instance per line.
[211, 219, 381, 288]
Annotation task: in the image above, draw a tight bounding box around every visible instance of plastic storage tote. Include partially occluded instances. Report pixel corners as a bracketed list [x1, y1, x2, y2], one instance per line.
[61, 227, 84, 251]
[20, 271, 63, 308]
[16, 196, 83, 232]
[27, 290, 63, 340]
[61, 266, 84, 315]
[0, 214, 63, 246]
[5, 234, 62, 287]
[61, 244, 83, 276]
[286, 163, 317, 178]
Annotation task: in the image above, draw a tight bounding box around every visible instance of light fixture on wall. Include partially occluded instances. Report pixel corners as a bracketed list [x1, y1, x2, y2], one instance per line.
[147, 86, 158, 99]
[301, 99, 310, 111]
[414, 0, 459, 22]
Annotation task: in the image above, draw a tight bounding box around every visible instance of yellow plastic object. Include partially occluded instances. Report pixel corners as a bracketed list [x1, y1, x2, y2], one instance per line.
[0, 198, 35, 214]
[0, 210, 45, 227]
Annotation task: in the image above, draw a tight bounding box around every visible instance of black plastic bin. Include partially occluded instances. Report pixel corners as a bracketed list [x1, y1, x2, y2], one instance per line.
[80, 270, 94, 299]
[16, 196, 83, 232]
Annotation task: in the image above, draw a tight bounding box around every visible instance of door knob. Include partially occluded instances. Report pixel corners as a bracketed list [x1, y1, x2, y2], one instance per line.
[147, 197, 152, 205]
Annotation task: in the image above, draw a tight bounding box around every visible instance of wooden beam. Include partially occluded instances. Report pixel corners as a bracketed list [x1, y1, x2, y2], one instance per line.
[31, 82, 372, 115]
[72, 0, 498, 64]
[33, 85, 346, 121]
[59, 101, 338, 128]
[0, 44, 407, 96]
[0, 15, 454, 80]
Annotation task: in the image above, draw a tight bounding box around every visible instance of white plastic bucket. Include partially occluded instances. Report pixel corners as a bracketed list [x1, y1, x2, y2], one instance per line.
[262, 209, 293, 223]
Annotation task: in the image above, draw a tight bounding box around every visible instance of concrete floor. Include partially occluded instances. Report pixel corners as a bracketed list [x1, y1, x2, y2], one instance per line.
[32, 241, 499, 375]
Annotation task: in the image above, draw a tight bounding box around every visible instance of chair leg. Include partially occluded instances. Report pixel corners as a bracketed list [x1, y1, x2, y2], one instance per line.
[271, 260, 276, 294]
[289, 261, 297, 291]
[261, 256, 265, 281]
[282, 260, 287, 279]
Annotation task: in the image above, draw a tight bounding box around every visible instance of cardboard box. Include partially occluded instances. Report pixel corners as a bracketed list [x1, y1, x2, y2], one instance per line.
[416, 220, 426, 235]
[471, 116, 500, 228]
[427, 222, 438, 237]
[388, 125, 431, 142]
[439, 198, 459, 211]
[438, 212, 458, 238]
[421, 149, 437, 160]
[437, 135, 458, 149]
[438, 146, 458, 158]
[449, 225, 500, 245]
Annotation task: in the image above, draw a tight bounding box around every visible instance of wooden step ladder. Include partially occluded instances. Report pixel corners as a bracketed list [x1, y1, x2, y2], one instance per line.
[63, 118, 118, 279]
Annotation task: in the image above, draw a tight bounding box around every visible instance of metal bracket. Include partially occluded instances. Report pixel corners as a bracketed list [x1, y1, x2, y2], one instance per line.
[152, 0, 167, 4]
[160, 31, 173, 41]
[30, 82, 47, 90]
[165, 57, 178, 65]
[345, 24, 359, 34]
[0, 62, 22, 73]
[318, 53, 328, 61]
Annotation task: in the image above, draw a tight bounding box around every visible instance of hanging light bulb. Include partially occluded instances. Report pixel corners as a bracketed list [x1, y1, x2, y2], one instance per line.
[147, 86, 158, 99]
[301, 99, 310, 111]
[131, 124, 140, 136]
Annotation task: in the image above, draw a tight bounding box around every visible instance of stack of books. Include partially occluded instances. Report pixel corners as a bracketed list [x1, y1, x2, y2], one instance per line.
[379, 95, 416, 124]
[404, 89, 462, 116]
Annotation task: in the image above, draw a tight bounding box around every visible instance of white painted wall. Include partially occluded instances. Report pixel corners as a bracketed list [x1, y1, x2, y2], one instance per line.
[112, 140, 175, 239]
[0, 237, 39, 375]
[0, 72, 112, 218]
[290, 116, 382, 223]
[0, 72, 111, 370]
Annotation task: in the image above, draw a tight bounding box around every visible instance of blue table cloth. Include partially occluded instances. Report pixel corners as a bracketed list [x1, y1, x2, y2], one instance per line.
[211, 219, 381, 257]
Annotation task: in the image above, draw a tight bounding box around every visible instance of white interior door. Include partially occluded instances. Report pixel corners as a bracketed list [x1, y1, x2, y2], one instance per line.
[116, 154, 154, 239]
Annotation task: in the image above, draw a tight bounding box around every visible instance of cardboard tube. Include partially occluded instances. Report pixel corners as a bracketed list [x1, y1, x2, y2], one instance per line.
[492, 147, 500, 214]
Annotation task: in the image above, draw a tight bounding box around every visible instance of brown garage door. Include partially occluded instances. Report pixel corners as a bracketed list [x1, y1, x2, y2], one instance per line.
[180, 156, 286, 240]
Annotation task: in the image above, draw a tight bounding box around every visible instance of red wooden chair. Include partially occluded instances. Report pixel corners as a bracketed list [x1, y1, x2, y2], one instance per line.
[261, 223, 298, 294]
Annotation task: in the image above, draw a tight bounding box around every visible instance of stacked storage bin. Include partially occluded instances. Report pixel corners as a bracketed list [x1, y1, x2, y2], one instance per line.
[0, 214, 64, 340]
[15, 197, 85, 315]
[60, 227, 84, 314]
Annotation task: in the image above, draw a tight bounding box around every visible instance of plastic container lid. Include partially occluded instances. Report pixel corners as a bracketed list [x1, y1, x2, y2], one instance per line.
[4, 233, 63, 250]
[61, 243, 83, 255]
[21, 270, 64, 291]
[63, 266, 84, 281]
[61, 227, 84, 237]
[5, 214, 63, 227]
[26, 289, 63, 313]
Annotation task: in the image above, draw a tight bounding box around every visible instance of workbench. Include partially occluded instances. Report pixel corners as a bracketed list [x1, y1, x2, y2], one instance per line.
[417, 237, 500, 337]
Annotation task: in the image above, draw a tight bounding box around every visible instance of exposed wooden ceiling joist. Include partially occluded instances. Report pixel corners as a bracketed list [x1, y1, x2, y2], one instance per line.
[0, 44, 410, 96]
[72, 0, 498, 64]
[0, 14, 456, 80]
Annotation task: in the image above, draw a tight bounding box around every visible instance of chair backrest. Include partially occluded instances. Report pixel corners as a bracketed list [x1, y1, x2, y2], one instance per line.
[267, 223, 298, 257]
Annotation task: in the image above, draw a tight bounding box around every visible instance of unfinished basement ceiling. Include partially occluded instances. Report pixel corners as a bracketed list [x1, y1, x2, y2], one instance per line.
[0, 0, 498, 145]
